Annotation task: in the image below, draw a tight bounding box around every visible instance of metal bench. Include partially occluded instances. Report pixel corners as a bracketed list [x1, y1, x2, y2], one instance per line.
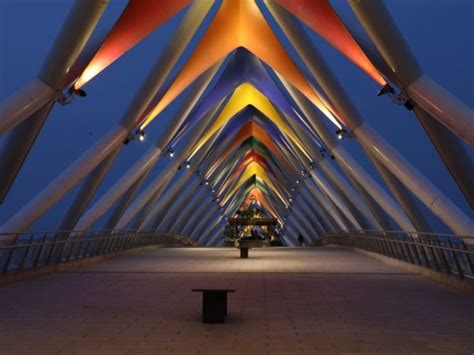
[239, 246, 249, 258]
[237, 240, 261, 258]
[191, 288, 235, 323]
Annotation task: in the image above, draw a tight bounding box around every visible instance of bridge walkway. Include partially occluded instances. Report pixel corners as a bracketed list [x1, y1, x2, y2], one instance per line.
[0, 246, 473, 354]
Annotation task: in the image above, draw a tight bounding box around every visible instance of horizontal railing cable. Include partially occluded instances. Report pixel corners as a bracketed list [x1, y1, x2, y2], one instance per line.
[315, 230, 474, 280]
[0, 230, 195, 274]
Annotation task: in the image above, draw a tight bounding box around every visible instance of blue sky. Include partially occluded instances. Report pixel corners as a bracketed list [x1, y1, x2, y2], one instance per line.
[0, 0, 472, 232]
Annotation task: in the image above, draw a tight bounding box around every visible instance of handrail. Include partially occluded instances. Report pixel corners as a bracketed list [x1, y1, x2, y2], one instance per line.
[316, 231, 474, 280]
[0, 229, 158, 237]
[0, 230, 196, 275]
[323, 229, 474, 240]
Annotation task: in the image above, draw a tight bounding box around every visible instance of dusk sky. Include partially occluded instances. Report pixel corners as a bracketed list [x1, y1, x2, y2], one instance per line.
[0, 0, 473, 232]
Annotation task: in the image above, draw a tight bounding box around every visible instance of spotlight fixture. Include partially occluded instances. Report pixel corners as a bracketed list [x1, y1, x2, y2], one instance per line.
[68, 86, 87, 97]
[336, 128, 351, 140]
[74, 88, 87, 97]
[168, 149, 175, 157]
[404, 99, 415, 111]
[211, 189, 215, 193]
[296, 179, 300, 184]
[216, 198, 220, 202]
[135, 129, 146, 142]
[291, 187, 295, 192]
[205, 181, 209, 186]
[376, 84, 395, 97]
[185, 161, 191, 169]
[289, 198, 293, 203]
[59, 86, 87, 106]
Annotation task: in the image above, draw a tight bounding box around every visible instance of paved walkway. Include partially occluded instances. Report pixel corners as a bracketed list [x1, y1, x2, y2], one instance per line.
[0, 247, 473, 354]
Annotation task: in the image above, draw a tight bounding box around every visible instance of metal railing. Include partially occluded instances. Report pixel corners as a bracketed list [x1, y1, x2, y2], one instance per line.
[0, 230, 195, 274]
[315, 230, 474, 280]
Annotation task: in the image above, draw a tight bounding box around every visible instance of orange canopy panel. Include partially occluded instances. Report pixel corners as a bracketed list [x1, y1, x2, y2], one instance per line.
[140, 0, 343, 129]
[75, 0, 193, 89]
[233, 122, 282, 159]
[223, 162, 285, 205]
[271, 0, 386, 86]
[208, 127, 284, 180]
[208, 121, 283, 172]
[221, 150, 274, 193]
[189, 83, 310, 160]
[245, 188, 278, 218]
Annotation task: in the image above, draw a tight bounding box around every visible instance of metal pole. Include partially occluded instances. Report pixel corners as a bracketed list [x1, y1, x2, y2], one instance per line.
[205, 220, 227, 247]
[268, 2, 473, 235]
[0, 2, 213, 237]
[114, 100, 223, 230]
[348, 0, 474, 146]
[298, 184, 334, 233]
[0, 0, 109, 135]
[363, 148, 432, 232]
[351, 29, 474, 209]
[0, 126, 127, 237]
[157, 179, 201, 232]
[171, 186, 208, 233]
[294, 197, 326, 236]
[197, 213, 223, 245]
[280, 107, 381, 229]
[67, 4, 217, 231]
[59, 145, 123, 231]
[183, 197, 214, 237]
[355, 123, 474, 235]
[310, 170, 361, 229]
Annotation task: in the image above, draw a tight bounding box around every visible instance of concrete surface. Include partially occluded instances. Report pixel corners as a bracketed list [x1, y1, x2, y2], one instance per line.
[0, 246, 473, 354]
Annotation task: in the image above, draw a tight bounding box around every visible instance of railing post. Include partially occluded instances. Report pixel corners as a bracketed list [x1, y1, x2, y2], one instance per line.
[408, 235, 422, 265]
[1, 235, 18, 273]
[434, 237, 451, 275]
[19, 235, 34, 271]
[66, 235, 78, 261]
[46, 234, 59, 265]
[401, 236, 415, 264]
[107, 235, 116, 253]
[382, 235, 396, 259]
[447, 239, 464, 279]
[417, 235, 431, 268]
[460, 240, 474, 276]
[32, 234, 48, 268]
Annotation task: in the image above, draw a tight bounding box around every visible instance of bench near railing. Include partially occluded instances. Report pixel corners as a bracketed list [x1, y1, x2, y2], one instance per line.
[0, 230, 195, 274]
[315, 230, 474, 280]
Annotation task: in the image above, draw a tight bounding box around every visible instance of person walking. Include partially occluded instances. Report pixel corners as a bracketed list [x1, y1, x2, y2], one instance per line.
[297, 233, 304, 247]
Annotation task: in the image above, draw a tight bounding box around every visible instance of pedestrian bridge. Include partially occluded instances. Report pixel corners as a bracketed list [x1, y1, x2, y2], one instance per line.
[0, 0, 473, 353]
[1, 245, 473, 354]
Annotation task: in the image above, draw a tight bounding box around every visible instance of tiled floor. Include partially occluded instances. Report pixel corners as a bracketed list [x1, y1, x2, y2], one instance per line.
[0, 246, 473, 354]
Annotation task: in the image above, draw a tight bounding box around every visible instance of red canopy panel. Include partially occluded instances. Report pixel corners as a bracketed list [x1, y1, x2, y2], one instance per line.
[273, 0, 386, 86]
[75, 0, 192, 88]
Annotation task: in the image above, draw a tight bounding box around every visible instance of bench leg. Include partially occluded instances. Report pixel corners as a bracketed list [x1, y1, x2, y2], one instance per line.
[202, 292, 227, 323]
[240, 248, 248, 258]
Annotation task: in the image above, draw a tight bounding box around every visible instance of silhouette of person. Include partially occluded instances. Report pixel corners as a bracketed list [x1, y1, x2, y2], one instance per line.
[297, 233, 304, 246]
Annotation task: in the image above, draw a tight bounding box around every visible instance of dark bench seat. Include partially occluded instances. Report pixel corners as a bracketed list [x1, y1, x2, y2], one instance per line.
[191, 288, 236, 323]
[237, 240, 262, 258]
